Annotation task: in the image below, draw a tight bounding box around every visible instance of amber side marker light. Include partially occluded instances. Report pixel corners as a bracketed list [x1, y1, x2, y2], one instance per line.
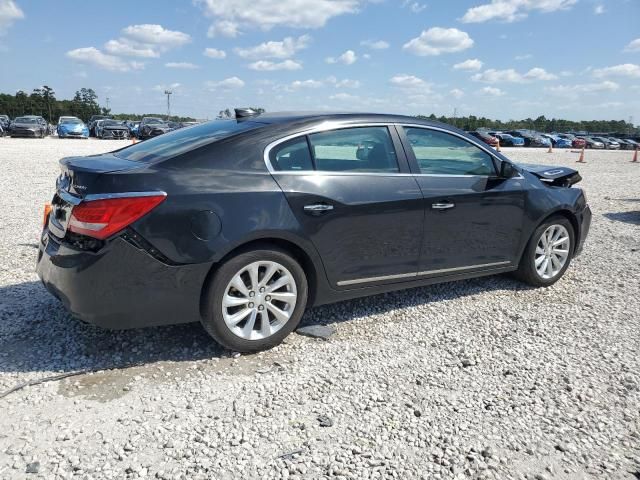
[43, 203, 52, 227]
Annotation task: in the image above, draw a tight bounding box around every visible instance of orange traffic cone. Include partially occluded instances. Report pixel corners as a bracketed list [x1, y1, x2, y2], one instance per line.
[496, 139, 501, 153]
[131, 136, 137, 144]
[632, 148, 638, 163]
[576, 147, 586, 163]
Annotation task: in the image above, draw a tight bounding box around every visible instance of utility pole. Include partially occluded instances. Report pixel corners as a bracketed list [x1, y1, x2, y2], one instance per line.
[106, 97, 110, 111]
[164, 90, 173, 120]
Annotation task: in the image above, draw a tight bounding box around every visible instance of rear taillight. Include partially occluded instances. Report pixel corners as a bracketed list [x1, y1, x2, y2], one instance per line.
[68, 194, 166, 240]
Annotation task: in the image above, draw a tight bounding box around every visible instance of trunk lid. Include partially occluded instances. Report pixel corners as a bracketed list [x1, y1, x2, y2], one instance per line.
[48, 154, 144, 238]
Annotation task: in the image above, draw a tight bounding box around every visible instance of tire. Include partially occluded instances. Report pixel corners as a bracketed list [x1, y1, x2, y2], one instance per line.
[202, 247, 308, 352]
[514, 215, 575, 287]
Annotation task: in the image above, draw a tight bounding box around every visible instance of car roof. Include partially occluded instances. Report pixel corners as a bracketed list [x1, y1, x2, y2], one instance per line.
[250, 111, 449, 128]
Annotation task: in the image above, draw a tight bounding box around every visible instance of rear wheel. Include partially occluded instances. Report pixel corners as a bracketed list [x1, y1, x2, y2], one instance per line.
[202, 247, 308, 352]
[515, 216, 574, 287]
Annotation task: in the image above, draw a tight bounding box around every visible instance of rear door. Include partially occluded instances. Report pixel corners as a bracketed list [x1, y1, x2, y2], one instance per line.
[268, 125, 424, 288]
[398, 125, 526, 276]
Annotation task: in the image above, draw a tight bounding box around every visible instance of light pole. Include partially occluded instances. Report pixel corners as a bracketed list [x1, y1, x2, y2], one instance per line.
[164, 90, 173, 121]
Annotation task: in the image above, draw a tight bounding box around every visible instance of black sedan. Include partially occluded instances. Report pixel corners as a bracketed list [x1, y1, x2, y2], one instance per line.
[138, 117, 171, 140]
[96, 120, 130, 140]
[10, 116, 47, 138]
[37, 111, 591, 352]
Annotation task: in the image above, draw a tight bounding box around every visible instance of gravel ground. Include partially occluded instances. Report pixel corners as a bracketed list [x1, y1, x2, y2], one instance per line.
[0, 137, 638, 480]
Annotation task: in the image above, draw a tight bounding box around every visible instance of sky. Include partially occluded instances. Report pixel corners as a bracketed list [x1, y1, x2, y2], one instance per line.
[0, 0, 639, 121]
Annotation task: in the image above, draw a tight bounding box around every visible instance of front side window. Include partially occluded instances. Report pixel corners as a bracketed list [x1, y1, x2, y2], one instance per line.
[403, 127, 496, 176]
[308, 126, 398, 173]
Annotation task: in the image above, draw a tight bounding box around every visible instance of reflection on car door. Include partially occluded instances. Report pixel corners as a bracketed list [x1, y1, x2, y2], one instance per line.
[399, 126, 526, 276]
[268, 125, 424, 288]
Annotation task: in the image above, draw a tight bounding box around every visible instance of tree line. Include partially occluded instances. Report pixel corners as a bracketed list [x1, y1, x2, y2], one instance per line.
[0, 86, 636, 133]
[418, 114, 638, 135]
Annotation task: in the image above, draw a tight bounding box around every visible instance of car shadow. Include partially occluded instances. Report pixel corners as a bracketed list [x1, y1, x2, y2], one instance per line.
[603, 211, 640, 225]
[0, 275, 529, 375]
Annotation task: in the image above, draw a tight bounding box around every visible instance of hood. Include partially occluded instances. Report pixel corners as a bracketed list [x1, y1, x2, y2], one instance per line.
[518, 163, 582, 187]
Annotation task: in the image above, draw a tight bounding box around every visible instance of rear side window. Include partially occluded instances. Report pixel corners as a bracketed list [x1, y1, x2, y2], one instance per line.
[114, 120, 262, 163]
[269, 137, 313, 171]
[309, 127, 398, 173]
[403, 127, 496, 176]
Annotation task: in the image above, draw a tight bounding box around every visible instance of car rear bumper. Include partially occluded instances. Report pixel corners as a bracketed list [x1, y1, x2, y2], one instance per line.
[574, 204, 591, 256]
[36, 231, 211, 329]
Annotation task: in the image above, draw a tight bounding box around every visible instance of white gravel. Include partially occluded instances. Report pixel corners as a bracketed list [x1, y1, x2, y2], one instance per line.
[0, 137, 639, 479]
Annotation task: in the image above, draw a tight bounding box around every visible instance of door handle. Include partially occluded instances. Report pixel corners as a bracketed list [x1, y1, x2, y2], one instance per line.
[432, 202, 455, 210]
[304, 203, 334, 214]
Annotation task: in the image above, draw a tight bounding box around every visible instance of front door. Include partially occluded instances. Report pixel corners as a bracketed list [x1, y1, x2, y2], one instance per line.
[398, 126, 526, 275]
[268, 125, 424, 288]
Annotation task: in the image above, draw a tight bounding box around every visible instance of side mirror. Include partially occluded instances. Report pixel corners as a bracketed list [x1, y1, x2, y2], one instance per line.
[499, 161, 517, 179]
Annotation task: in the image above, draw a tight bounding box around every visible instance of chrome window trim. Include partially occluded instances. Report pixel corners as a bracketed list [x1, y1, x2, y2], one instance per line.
[336, 261, 511, 286]
[263, 121, 519, 179]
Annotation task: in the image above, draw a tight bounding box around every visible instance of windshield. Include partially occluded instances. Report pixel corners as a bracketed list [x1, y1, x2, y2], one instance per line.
[144, 118, 164, 124]
[103, 120, 122, 126]
[15, 117, 37, 124]
[114, 119, 263, 163]
[61, 118, 82, 125]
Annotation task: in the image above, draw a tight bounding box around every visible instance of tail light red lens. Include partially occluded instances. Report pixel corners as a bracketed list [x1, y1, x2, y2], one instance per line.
[68, 194, 166, 240]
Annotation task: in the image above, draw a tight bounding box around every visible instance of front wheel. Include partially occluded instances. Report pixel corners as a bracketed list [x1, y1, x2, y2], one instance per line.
[515, 216, 575, 287]
[202, 247, 308, 352]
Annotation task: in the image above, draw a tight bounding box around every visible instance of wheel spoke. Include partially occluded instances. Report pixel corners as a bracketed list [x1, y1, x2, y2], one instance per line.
[535, 255, 546, 267]
[266, 303, 290, 325]
[545, 258, 553, 277]
[241, 310, 257, 338]
[535, 245, 545, 255]
[258, 263, 278, 288]
[268, 291, 297, 305]
[266, 275, 291, 293]
[248, 263, 260, 291]
[259, 311, 271, 338]
[226, 308, 252, 327]
[223, 295, 248, 307]
[230, 276, 250, 297]
[553, 248, 569, 258]
[552, 236, 569, 247]
[550, 254, 562, 270]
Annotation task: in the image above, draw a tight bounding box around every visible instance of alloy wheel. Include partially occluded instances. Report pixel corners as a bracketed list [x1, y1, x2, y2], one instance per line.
[534, 224, 570, 280]
[221, 261, 298, 340]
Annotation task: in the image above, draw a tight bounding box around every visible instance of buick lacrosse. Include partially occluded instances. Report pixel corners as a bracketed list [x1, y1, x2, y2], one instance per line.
[37, 111, 591, 352]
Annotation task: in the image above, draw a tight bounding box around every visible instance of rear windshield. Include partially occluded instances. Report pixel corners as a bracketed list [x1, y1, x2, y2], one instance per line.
[113, 119, 263, 163]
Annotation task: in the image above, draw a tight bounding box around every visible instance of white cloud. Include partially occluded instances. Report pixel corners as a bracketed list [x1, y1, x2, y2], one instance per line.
[624, 39, 640, 53]
[593, 64, 640, 79]
[165, 62, 199, 69]
[0, 0, 23, 35]
[334, 78, 361, 88]
[360, 39, 390, 50]
[103, 24, 191, 59]
[66, 47, 144, 72]
[329, 92, 360, 101]
[390, 74, 431, 90]
[403, 28, 473, 56]
[450, 88, 465, 99]
[480, 86, 505, 96]
[235, 35, 310, 59]
[207, 20, 240, 38]
[472, 67, 557, 82]
[153, 82, 181, 93]
[546, 81, 620, 96]
[104, 39, 159, 58]
[289, 77, 361, 90]
[248, 59, 302, 71]
[197, 0, 362, 32]
[203, 47, 226, 59]
[594, 4, 605, 14]
[326, 50, 357, 65]
[402, 1, 427, 13]
[206, 77, 245, 90]
[290, 79, 324, 89]
[461, 0, 577, 23]
[453, 58, 483, 71]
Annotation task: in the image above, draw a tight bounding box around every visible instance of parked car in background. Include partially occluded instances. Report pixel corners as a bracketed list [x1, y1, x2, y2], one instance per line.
[606, 137, 633, 150]
[541, 134, 572, 149]
[37, 111, 591, 352]
[467, 130, 499, 147]
[557, 133, 586, 149]
[87, 115, 111, 137]
[583, 137, 605, 149]
[507, 130, 549, 147]
[125, 121, 140, 138]
[490, 133, 524, 147]
[167, 121, 184, 131]
[57, 117, 89, 139]
[10, 116, 47, 138]
[0, 115, 10, 132]
[138, 117, 172, 140]
[96, 119, 130, 140]
[620, 138, 639, 150]
[592, 136, 620, 150]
